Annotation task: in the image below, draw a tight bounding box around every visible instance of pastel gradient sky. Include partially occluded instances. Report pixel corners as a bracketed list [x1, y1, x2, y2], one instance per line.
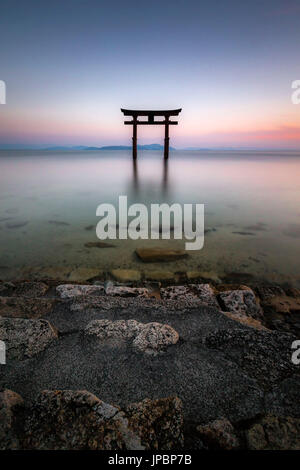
[1, 0, 300, 149]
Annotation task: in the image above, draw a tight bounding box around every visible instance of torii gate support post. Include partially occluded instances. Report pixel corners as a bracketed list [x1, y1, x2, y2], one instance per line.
[132, 116, 137, 159]
[164, 116, 170, 159]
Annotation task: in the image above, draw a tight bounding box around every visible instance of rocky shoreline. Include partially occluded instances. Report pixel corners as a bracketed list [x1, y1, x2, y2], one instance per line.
[0, 279, 300, 450]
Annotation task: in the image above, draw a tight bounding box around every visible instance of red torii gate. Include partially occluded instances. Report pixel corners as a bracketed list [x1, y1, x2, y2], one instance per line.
[121, 108, 182, 159]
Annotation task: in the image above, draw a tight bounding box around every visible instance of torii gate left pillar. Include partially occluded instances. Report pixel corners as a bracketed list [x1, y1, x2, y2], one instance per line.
[164, 116, 170, 159]
[121, 108, 182, 159]
[132, 116, 137, 159]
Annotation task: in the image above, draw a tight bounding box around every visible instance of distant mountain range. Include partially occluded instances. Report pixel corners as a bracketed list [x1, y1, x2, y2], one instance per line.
[44, 144, 176, 151]
[0, 144, 298, 151]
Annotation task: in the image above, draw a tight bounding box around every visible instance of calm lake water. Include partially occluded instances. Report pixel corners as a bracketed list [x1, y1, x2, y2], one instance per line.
[0, 149, 300, 286]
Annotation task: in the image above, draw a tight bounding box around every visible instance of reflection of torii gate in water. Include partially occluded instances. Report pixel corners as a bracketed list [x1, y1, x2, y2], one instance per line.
[132, 158, 169, 196]
[121, 108, 182, 159]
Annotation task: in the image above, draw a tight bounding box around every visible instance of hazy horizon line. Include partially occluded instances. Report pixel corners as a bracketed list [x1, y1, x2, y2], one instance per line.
[0, 143, 299, 152]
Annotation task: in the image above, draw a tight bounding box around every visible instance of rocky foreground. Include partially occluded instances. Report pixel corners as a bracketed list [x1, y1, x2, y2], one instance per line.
[0, 279, 300, 450]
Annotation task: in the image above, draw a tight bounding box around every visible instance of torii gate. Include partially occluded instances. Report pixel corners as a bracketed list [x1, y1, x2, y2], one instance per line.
[121, 108, 182, 159]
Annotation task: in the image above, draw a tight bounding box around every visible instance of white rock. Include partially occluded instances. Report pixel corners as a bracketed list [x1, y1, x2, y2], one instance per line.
[105, 284, 149, 297]
[85, 319, 143, 342]
[84, 319, 179, 355]
[132, 322, 179, 355]
[219, 289, 263, 319]
[160, 284, 219, 307]
[56, 284, 105, 299]
[0, 318, 57, 360]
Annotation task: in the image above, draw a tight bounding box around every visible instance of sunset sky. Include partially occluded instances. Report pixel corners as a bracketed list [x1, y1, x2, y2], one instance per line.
[0, 0, 300, 149]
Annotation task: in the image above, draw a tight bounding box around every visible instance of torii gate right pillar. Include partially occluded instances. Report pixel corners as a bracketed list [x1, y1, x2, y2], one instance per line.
[132, 116, 137, 160]
[164, 116, 170, 159]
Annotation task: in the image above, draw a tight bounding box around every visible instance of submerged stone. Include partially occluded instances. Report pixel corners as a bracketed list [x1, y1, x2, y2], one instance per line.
[48, 220, 70, 226]
[68, 267, 103, 282]
[5, 220, 28, 229]
[110, 269, 141, 282]
[144, 270, 175, 281]
[84, 241, 115, 248]
[136, 247, 187, 262]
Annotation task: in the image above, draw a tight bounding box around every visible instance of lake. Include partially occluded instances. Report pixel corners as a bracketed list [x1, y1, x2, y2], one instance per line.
[0, 149, 300, 287]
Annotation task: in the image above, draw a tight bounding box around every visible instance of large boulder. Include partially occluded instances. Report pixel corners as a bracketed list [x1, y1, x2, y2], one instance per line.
[132, 323, 179, 355]
[56, 284, 105, 299]
[0, 389, 24, 450]
[160, 284, 219, 308]
[104, 282, 149, 297]
[0, 296, 56, 318]
[0, 318, 57, 360]
[84, 319, 179, 355]
[204, 328, 297, 388]
[245, 415, 300, 450]
[0, 281, 49, 298]
[22, 390, 183, 450]
[85, 319, 143, 344]
[196, 418, 241, 450]
[218, 288, 263, 320]
[255, 285, 300, 336]
[124, 396, 183, 449]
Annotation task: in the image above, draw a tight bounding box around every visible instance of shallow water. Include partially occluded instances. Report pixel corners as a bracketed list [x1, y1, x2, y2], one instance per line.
[0, 149, 300, 286]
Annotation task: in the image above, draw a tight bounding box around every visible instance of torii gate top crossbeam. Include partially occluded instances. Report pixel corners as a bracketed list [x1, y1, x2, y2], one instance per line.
[121, 108, 182, 125]
[121, 109, 182, 116]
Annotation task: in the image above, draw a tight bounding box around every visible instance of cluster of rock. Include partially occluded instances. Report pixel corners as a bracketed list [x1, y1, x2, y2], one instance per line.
[85, 319, 179, 355]
[0, 389, 183, 450]
[0, 279, 299, 449]
[196, 415, 300, 450]
[2, 387, 299, 450]
[18, 265, 224, 284]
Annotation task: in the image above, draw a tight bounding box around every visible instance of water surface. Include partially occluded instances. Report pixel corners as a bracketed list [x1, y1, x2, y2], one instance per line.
[0, 149, 300, 286]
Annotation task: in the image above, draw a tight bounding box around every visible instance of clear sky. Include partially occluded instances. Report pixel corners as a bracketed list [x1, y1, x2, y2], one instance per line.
[0, 0, 300, 149]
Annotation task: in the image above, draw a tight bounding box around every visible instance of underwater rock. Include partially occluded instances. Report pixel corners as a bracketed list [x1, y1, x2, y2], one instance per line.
[84, 241, 115, 248]
[136, 247, 187, 262]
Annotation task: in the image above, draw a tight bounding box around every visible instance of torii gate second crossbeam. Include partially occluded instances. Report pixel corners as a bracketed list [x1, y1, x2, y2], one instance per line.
[121, 108, 182, 159]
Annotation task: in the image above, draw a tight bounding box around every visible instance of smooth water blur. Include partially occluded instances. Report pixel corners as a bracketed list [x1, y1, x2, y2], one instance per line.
[0, 149, 300, 285]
